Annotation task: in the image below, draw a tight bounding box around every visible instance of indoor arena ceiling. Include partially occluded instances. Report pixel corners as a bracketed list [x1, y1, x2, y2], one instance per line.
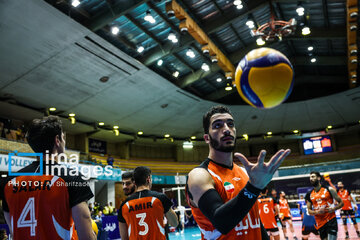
[0, 0, 360, 142]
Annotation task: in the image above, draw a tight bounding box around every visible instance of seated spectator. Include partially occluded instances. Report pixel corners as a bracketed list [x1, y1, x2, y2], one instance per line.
[107, 155, 114, 166]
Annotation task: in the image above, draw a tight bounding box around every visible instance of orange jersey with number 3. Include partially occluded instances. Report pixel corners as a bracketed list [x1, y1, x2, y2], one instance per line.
[119, 190, 172, 240]
[258, 196, 278, 229]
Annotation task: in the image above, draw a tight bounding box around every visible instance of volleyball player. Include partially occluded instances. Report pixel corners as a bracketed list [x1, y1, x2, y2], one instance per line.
[185, 105, 291, 239]
[118, 166, 178, 240]
[0, 116, 95, 239]
[258, 187, 280, 240]
[122, 171, 136, 196]
[337, 181, 360, 238]
[306, 171, 343, 240]
[279, 191, 297, 240]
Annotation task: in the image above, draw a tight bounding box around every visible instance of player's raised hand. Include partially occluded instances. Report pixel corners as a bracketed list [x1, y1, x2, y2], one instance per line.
[234, 149, 291, 189]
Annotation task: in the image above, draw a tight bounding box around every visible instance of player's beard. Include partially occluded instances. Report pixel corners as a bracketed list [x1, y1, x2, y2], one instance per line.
[310, 179, 319, 187]
[209, 134, 235, 152]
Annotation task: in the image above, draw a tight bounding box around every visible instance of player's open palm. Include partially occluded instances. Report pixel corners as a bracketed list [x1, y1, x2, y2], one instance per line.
[234, 149, 291, 189]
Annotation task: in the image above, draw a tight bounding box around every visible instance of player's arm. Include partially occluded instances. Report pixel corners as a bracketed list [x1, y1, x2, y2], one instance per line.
[3, 211, 12, 236]
[72, 202, 96, 240]
[306, 200, 317, 215]
[165, 208, 179, 227]
[119, 222, 129, 240]
[327, 187, 344, 213]
[275, 204, 280, 216]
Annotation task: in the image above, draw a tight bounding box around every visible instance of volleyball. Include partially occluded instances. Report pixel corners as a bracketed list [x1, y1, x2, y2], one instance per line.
[234, 47, 294, 109]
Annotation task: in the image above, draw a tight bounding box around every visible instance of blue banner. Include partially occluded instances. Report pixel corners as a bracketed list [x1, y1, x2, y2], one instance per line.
[102, 215, 120, 239]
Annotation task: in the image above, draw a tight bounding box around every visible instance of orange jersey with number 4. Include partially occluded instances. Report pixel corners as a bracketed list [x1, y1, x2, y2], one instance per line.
[258, 196, 278, 229]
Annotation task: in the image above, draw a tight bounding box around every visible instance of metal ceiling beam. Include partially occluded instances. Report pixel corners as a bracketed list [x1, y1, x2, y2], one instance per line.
[205, 75, 347, 101]
[141, 0, 334, 66]
[88, 0, 150, 32]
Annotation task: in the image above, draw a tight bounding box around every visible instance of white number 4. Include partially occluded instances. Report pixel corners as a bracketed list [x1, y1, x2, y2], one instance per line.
[136, 213, 148, 236]
[17, 197, 37, 236]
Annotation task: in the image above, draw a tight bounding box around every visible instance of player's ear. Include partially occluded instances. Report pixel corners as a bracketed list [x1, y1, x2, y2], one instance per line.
[204, 134, 210, 143]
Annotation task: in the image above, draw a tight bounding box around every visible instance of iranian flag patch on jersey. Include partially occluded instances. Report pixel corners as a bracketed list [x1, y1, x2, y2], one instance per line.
[224, 182, 235, 193]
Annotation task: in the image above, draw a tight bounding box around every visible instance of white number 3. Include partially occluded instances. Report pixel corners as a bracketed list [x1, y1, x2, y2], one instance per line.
[17, 197, 37, 236]
[136, 213, 149, 236]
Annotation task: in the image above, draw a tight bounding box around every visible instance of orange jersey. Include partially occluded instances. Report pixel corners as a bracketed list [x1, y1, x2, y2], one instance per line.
[1, 161, 94, 240]
[306, 186, 336, 229]
[258, 196, 278, 229]
[187, 159, 262, 240]
[279, 198, 291, 218]
[338, 189, 352, 210]
[118, 190, 172, 240]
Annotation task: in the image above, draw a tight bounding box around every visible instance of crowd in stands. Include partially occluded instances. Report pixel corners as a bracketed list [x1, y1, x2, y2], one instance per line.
[0, 118, 26, 142]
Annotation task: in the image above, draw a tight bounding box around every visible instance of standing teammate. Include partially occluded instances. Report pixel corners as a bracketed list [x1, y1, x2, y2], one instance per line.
[122, 171, 136, 196]
[118, 166, 178, 240]
[279, 191, 297, 240]
[258, 188, 280, 240]
[186, 105, 291, 239]
[337, 181, 360, 238]
[306, 171, 343, 240]
[0, 116, 95, 239]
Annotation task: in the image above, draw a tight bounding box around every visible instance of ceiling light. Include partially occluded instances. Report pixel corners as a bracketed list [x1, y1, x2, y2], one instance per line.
[168, 32, 176, 41]
[302, 26, 311, 35]
[201, 63, 210, 72]
[144, 10, 156, 24]
[100, 76, 109, 83]
[164, 134, 170, 138]
[327, 125, 332, 129]
[113, 126, 119, 129]
[157, 59, 163, 66]
[350, 25, 357, 31]
[111, 26, 119, 35]
[69, 113, 76, 117]
[191, 136, 196, 140]
[310, 58, 316, 63]
[296, 5, 305, 16]
[98, 122, 105, 126]
[210, 56, 218, 63]
[173, 71, 179, 78]
[267, 131, 272, 135]
[352, 80, 357, 84]
[246, 19, 255, 29]
[183, 141, 193, 149]
[137, 46, 144, 53]
[307, 46, 313, 51]
[236, 4, 243, 9]
[233, 0, 242, 5]
[71, 0, 81, 7]
[1, 174, 7, 178]
[293, 130, 299, 134]
[216, 78, 222, 82]
[225, 83, 232, 91]
[256, 37, 265, 46]
[114, 129, 119, 136]
[186, 49, 195, 58]
[171, 38, 178, 43]
[49, 107, 56, 112]
[242, 134, 249, 141]
[138, 131, 144, 135]
[69, 117, 76, 125]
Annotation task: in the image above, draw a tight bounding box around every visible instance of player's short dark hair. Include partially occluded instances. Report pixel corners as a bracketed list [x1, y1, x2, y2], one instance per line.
[122, 171, 134, 181]
[310, 171, 321, 178]
[26, 116, 63, 154]
[134, 166, 151, 187]
[203, 105, 233, 134]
